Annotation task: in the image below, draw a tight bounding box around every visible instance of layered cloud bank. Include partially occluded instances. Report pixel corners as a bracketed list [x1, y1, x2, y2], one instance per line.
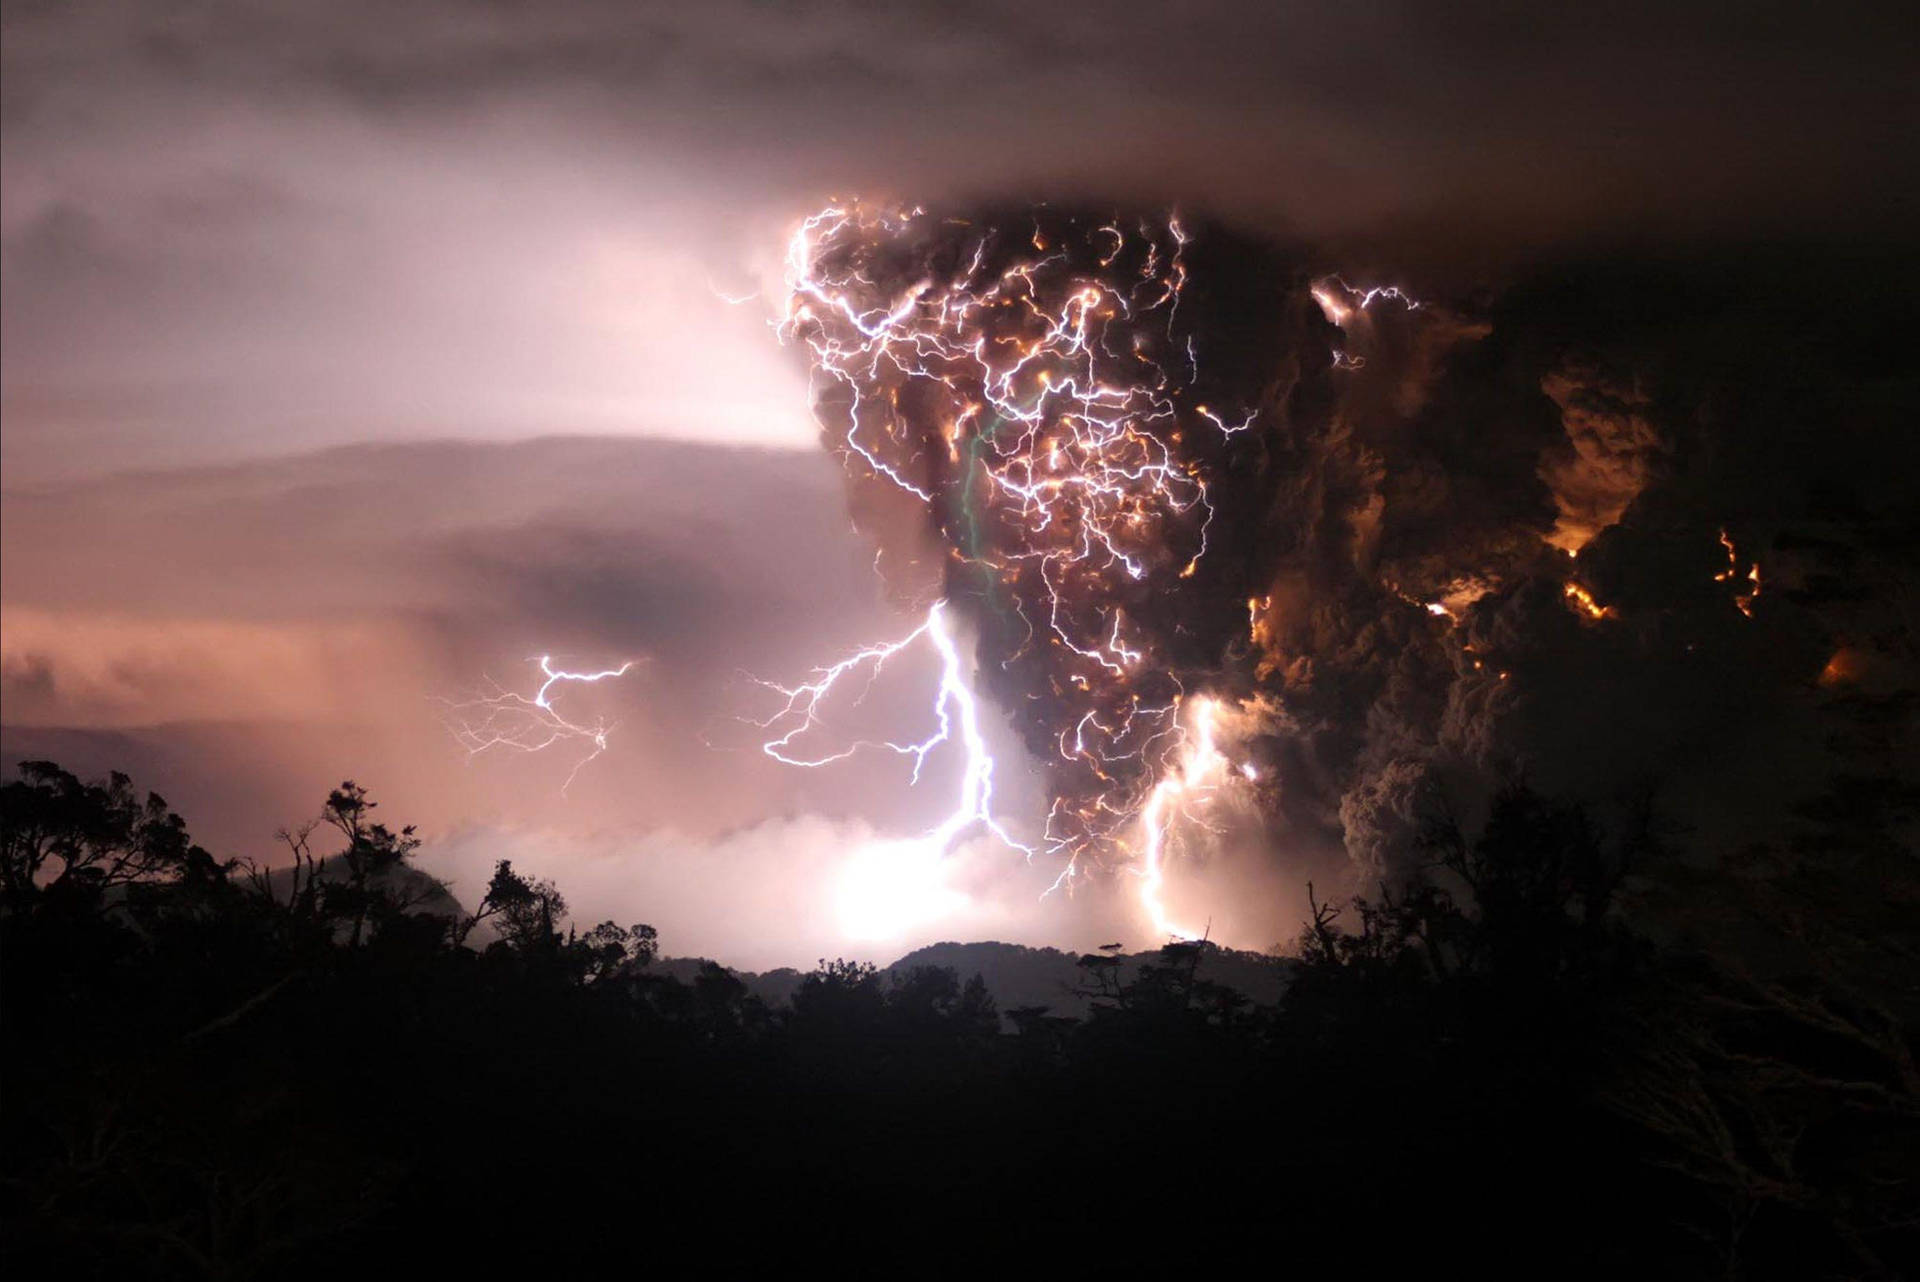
[7, 0, 1914, 482]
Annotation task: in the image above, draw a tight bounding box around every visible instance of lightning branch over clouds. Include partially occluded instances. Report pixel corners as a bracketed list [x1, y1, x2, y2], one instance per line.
[440, 655, 639, 792]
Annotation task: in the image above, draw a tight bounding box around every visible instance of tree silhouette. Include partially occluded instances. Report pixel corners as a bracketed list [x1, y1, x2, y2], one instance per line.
[572, 920, 659, 983]
[789, 957, 885, 1033]
[315, 781, 427, 946]
[482, 860, 568, 958]
[0, 760, 216, 916]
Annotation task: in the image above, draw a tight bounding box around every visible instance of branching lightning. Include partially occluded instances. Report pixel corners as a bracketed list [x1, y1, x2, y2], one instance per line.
[750, 600, 1031, 862]
[1134, 696, 1232, 940]
[774, 202, 1270, 937]
[1311, 275, 1425, 370]
[747, 600, 1052, 942]
[441, 656, 637, 792]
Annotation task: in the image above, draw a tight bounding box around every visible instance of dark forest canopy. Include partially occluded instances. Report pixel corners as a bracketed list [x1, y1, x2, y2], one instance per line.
[3, 760, 1913, 1278]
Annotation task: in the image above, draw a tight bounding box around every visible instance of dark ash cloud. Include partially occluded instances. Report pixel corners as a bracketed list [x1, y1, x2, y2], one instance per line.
[788, 204, 1919, 915]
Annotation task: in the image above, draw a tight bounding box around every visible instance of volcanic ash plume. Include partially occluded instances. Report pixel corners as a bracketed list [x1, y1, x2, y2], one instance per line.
[771, 202, 1913, 948]
[428, 201, 1907, 957]
[781, 204, 1331, 881]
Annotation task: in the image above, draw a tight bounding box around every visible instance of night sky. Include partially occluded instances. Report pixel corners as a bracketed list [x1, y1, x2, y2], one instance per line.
[4, 0, 1915, 968]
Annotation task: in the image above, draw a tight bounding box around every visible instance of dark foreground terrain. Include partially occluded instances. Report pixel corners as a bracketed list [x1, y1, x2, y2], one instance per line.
[3, 763, 1914, 1278]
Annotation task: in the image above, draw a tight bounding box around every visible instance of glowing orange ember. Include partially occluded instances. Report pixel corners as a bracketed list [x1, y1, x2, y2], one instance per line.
[1563, 581, 1613, 621]
[1715, 528, 1761, 617]
[1817, 648, 1864, 687]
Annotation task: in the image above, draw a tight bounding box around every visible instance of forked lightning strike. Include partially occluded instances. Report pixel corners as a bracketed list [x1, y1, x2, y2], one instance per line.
[1135, 696, 1231, 941]
[1311, 275, 1426, 369]
[751, 601, 1032, 866]
[441, 656, 637, 792]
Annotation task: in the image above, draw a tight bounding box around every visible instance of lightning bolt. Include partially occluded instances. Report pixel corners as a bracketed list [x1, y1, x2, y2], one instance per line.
[440, 656, 637, 792]
[1133, 696, 1230, 940]
[751, 600, 1032, 862]
[1311, 275, 1426, 369]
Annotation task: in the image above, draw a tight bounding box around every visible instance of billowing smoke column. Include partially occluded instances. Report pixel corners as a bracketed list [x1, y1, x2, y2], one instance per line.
[771, 203, 1903, 941]
[780, 204, 1329, 899]
[443, 206, 1912, 954]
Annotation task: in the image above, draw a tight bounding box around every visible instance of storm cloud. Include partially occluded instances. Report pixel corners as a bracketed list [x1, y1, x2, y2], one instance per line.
[6, 0, 1916, 482]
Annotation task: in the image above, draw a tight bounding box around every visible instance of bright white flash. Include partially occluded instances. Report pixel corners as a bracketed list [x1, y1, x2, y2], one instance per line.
[1134, 695, 1231, 941]
[836, 836, 968, 942]
[752, 600, 1037, 942]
